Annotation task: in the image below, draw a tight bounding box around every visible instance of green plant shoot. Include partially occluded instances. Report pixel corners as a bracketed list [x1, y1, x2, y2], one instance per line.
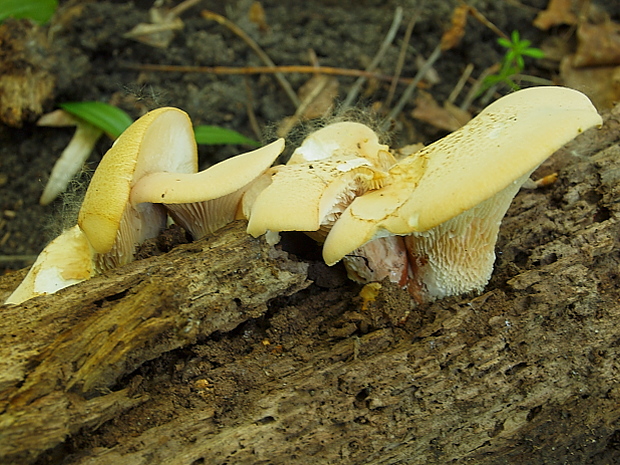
[480, 30, 545, 94]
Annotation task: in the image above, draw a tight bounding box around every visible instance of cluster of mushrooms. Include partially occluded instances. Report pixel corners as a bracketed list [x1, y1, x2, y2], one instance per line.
[5, 86, 602, 305]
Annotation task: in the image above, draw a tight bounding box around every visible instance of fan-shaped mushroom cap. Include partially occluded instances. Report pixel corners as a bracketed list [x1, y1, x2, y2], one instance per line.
[323, 87, 601, 298]
[5, 225, 95, 305]
[130, 138, 285, 239]
[288, 121, 396, 170]
[78, 107, 196, 265]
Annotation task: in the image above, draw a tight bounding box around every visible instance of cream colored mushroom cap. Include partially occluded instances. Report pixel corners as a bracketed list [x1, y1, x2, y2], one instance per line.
[78, 107, 197, 254]
[323, 86, 602, 265]
[288, 121, 394, 169]
[130, 138, 285, 205]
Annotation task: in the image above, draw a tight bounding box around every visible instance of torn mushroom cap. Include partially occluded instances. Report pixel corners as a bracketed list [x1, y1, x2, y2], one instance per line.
[78, 107, 196, 269]
[246, 122, 394, 239]
[288, 121, 396, 170]
[5, 225, 95, 305]
[323, 86, 602, 296]
[129, 138, 285, 239]
[246, 155, 387, 238]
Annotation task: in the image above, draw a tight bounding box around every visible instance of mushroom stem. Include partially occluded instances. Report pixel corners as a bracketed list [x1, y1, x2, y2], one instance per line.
[403, 173, 527, 301]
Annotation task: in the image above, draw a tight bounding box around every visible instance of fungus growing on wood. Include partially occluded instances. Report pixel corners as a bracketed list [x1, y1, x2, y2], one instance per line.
[78, 107, 197, 270]
[246, 122, 392, 239]
[6, 107, 196, 304]
[130, 138, 285, 239]
[323, 86, 602, 301]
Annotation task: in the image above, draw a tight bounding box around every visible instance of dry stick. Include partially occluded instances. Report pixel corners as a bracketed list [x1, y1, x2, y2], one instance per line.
[169, 0, 202, 17]
[447, 62, 474, 105]
[341, 7, 403, 109]
[201, 9, 301, 108]
[243, 78, 262, 141]
[122, 63, 418, 84]
[385, 13, 418, 109]
[459, 63, 500, 111]
[464, 3, 509, 41]
[381, 42, 443, 131]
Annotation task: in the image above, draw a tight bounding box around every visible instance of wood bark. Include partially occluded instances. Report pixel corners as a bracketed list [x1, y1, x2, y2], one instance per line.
[1, 107, 619, 465]
[0, 223, 309, 464]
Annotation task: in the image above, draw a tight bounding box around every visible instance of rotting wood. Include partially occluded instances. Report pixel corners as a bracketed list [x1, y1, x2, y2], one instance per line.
[0, 222, 309, 464]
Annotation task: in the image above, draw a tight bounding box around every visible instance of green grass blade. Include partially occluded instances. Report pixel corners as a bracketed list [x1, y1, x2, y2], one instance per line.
[0, 0, 58, 23]
[194, 125, 259, 146]
[59, 102, 133, 139]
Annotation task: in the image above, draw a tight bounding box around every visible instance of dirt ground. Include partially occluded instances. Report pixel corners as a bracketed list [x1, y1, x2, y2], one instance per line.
[1, 0, 620, 464]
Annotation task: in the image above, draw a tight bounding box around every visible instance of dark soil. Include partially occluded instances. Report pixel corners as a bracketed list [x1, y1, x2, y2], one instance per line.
[1, 1, 620, 464]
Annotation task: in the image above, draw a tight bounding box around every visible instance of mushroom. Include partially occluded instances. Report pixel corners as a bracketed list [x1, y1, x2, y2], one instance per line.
[129, 138, 285, 239]
[246, 122, 393, 240]
[6, 107, 196, 304]
[4, 225, 95, 305]
[323, 86, 602, 301]
[78, 107, 197, 271]
[287, 121, 396, 170]
[6, 108, 282, 305]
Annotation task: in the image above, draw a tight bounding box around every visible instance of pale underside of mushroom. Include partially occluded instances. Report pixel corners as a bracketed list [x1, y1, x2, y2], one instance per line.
[130, 138, 285, 240]
[246, 155, 387, 238]
[5, 225, 95, 305]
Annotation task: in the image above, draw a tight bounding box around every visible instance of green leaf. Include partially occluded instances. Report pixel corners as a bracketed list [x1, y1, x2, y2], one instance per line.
[523, 48, 545, 59]
[59, 101, 133, 139]
[194, 125, 259, 146]
[497, 37, 512, 49]
[0, 0, 58, 23]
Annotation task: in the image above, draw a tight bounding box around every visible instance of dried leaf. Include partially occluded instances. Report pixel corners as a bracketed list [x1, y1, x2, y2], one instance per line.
[124, 7, 184, 48]
[411, 91, 471, 131]
[573, 21, 620, 67]
[533, 0, 577, 30]
[440, 5, 469, 51]
[560, 55, 620, 110]
[277, 75, 339, 137]
[249, 1, 269, 32]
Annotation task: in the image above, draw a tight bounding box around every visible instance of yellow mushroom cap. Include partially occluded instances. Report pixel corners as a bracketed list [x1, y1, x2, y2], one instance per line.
[323, 86, 603, 265]
[78, 107, 197, 254]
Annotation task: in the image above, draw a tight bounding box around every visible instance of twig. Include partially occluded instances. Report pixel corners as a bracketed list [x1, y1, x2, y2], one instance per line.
[342, 7, 403, 108]
[385, 13, 418, 109]
[201, 9, 301, 108]
[464, 3, 509, 40]
[447, 63, 474, 104]
[169, 0, 201, 17]
[243, 78, 262, 141]
[381, 42, 442, 131]
[459, 63, 499, 111]
[121, 62, 419, 84]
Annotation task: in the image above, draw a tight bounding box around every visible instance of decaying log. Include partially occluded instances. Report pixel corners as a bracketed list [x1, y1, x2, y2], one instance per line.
[0, 223, 309, 464]
[0, 106, 619, 465]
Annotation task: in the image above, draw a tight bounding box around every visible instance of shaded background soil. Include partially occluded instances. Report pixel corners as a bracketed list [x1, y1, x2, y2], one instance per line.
[1, 1, 620, 464]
